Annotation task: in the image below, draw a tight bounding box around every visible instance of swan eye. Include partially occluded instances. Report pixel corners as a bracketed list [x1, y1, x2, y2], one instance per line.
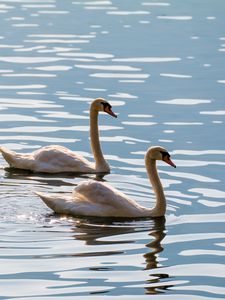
[101, 101, 112, 112]
[160, 151, 170, 159]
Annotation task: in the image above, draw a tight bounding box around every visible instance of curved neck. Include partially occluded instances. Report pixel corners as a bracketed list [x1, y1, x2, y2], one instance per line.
[90, 108, 110, 172]
[145, 157, 166, 217]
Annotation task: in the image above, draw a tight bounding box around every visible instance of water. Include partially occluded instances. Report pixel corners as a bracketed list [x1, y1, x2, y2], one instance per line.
[0, 0, 225, 299]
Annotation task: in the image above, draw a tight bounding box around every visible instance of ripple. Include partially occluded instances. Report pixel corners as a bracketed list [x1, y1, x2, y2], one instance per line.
[113, 57, 181, 63]
[206, 16, 216, 20]
[0, 4, 14, 9]
[119, 80, 145, 83]
[198, 199, 225, 207]
[107, 10, 150, 15]
[128, 114, 153, 118]
[158, 16, 193, 20]
[0, 125, 122, 133]
[174, 158, 225, 167]
[161, 170, 218, 183]
[0, 114, 55, 123]
[122, 121, 157, 126]
[0, 98, 62, 108]
[84, 6, 117, 10]
[38, 10, 70, 14]
[58, 95, 95, 102]
[14, 46, 46, 52]
[160, 73, 192, 78]
[168, 213, 225, 225]
[0, 56, 64, 63]
[12, 23, 39, 27]
[151, 263, 225, 278]
[157, 99, 211, 105]
[84, 87, 107, 92]
[165, 232, 225, 244]
[32, 65, 73, 71]
[164, 122, 203, 126]
[142, 2, 170, 6]
[0, 44, 23, 49]
[172, 150, 225, 155]
[25, 39, 89, 44]
[73, 1, 112, 4]
[38, 47, 81, 53]
[0, 279, 107, 298]
[200, 110, 225, 115]
[0, 135, 78, 143]
[189, 188, 225, 198]
[172, 284, 225, 295]
[101, 136, 150, 143]
[58, 52, 113, 59]
[158, 139, 173, 143]
[2, 73, 56, 78]
[90, 73, 150, 79]
[2, 0, 55, 2]
[0, 69, 13, 73]
[0, 84, 46, 89]
[22, 4, 56, 8]
[37, 110, 88, 119]
[75, 64, 141, 71]
[108, 92, 138, 99]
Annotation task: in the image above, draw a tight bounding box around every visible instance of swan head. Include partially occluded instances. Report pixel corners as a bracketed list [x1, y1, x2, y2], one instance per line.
[147, 146, 176, 168]
[91, 98, 117, 118]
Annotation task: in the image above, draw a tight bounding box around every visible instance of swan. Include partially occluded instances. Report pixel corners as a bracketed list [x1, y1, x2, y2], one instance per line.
[0, 98, 117, 173]
[36, 146, 176, 218]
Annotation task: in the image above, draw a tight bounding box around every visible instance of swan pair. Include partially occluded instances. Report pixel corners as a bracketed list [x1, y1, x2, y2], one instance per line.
[0, 98, 176, 218]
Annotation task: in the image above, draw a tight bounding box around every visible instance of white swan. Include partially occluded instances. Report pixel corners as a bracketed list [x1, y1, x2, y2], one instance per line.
[36, 146, 176, 218]
[0, 98, 117, 173]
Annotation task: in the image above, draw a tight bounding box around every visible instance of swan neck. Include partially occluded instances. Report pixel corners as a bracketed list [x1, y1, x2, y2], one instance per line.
[90, 108, 109, 172]
[145, 157, 166, 216]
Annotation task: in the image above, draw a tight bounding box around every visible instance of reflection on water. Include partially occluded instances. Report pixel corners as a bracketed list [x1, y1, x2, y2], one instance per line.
[0, 0, 225, 299]
[0, 217, 168, 298]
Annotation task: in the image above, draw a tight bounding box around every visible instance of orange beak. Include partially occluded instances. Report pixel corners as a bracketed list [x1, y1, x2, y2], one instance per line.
[105, 106, 117, 118]
[163, 156, 176, 168]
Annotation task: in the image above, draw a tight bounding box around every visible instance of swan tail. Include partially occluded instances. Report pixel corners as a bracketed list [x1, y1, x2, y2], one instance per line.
[35, 191, 74, 215]
[0, 146, 19, 167]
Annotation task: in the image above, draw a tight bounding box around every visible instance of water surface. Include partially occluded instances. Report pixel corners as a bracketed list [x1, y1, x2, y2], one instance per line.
[0, 0, 225, 299]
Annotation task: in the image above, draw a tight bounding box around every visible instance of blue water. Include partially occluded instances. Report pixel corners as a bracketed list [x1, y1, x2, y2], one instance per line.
[0, 0, 225, 299]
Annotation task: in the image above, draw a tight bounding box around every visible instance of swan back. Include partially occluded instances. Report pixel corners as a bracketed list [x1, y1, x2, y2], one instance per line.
[73, 180, 147, 217]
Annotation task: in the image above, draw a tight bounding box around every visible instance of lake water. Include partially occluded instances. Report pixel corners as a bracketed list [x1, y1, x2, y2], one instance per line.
[0, 0, 225, 299]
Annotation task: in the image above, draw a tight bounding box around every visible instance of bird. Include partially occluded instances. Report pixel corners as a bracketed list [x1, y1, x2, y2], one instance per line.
[0, 98, 117, 174]
[36, 146, 176, 218]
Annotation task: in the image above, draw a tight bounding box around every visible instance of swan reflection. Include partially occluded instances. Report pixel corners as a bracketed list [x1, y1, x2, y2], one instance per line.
[66, 216, 170, 295]
[3, 167, 107, 188]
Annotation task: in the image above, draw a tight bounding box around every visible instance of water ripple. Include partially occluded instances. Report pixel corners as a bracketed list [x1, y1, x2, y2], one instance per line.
[157, 99, 211, 105]
[113, 57, 181, 63]
[0, 1, 224, 299]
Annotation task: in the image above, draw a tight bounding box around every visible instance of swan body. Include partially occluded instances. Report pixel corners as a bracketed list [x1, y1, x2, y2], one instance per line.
[36, 146, 176, 218]
[0, 98, 117, 173]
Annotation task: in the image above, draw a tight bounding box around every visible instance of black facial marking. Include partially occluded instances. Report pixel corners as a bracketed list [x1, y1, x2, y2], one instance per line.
[101, 102, 112, 111]
[160, 151, 170, 159]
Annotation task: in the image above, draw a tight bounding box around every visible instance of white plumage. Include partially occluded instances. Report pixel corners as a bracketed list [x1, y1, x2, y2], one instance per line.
[0, 98, 117, 173]
[36, 146, 176, 218]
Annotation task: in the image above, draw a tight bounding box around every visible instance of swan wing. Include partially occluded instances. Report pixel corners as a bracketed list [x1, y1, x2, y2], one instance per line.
[74, 180, 128, 204]
[36, 180, 147, 218]
[0, 145, 94, 173]
[72, 180, 142, 217]
[36, 189, 117, 217]
[32, 145, 94, 173]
